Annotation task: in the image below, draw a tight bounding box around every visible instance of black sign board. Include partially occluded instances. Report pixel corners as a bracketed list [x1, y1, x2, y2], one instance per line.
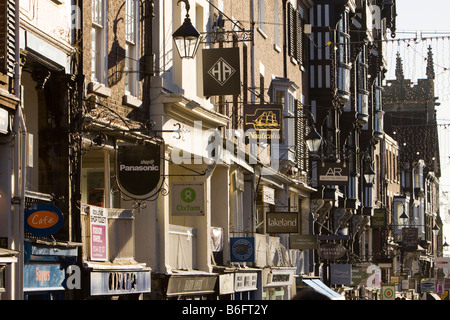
[402, 227, 419, 252]
[372, 208, 386, 228]
[266, 212, 298, 233]
[202, 47, 241, 96]
[116, 141, 162, 199]
[318, 161, 349, 185]
[317, 243, 347, 260]
[244, 104, 282, 141]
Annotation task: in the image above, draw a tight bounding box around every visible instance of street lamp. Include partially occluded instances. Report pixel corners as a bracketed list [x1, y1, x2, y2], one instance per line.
[172, 0, 202, 59]
[399, 212, 409, 226]
[432, 224, 440, 236]
[364, 164, 375, 184]
[305, 125, 322, 153]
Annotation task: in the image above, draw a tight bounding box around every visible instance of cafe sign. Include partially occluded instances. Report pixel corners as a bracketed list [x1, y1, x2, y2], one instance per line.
[25, 204, 64, 237]
[116, 140, 162, 199]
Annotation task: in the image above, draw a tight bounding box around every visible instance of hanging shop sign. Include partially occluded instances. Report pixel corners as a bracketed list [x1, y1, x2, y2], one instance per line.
[420, 279, 436, 293]
[244, 104, 282, 141]
[82, 204, 108, 262]
[381, 285, 396, 300]
[202, 47, 241, 96]
[435, 257, 450, 268]
[90, 270, 151, 296]
[25, 204, 64, 237]
[317, 243, 347, 260]
[171, 183, 204, 216]
[371, 208, 386, 228]
[317, 161, 349, 185]
[402, 227, 418, 252]
[266, 212, 298, 233]
[330, 264, 352, 286]
[260, 186, 275, 205]
[230, 237, 255, 263]
[116, 141, 162, 199]
[289, 234, 318, 250]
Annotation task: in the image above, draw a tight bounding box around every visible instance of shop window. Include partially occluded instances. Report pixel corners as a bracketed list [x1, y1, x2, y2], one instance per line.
[81, 148, 119, 208]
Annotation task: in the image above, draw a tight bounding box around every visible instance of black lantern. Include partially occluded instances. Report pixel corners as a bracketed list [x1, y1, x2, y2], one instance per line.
[432, 224, 440, 236]
[305, 125, 322, 153]
[399, 212, 409, 226]
[172, 0, 202, 59]
[364, 164, 376, 185]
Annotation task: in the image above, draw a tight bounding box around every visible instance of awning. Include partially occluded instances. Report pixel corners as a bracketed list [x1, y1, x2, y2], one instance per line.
[0, 248, 19, 264]
[424, 292, 441, 300]
[302, 278, 345, 300]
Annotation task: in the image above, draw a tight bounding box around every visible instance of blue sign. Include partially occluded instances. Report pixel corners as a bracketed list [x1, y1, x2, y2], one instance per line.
[25, 204, 64, 237]
[24, 263, 66, 291]
[230, 237, 255, 263]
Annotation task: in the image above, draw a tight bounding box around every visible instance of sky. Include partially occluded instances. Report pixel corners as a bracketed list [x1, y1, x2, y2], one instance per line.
[387, 0, 450, 241]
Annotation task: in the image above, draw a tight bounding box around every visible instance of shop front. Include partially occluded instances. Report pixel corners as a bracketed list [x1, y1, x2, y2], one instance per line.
[162, 272, 218, 300]
[261, 267, 296, 300]
[81, 204, 152, 299]
[0, 248, 19, 300]
[84, 262, 151, 298]
[216, 268, 260, 300]
[23, 242, 79, 300]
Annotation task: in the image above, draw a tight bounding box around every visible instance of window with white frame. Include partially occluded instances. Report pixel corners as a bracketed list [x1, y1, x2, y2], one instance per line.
[92, 0, 107, 84]
[125, 0, 139, 97]
[258, 0, 266, 35]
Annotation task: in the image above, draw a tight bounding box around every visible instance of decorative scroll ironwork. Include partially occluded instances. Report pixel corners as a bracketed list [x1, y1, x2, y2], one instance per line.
[200, 29, 253, 44]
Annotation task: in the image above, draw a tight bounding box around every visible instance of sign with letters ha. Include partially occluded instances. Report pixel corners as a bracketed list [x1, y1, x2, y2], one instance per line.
[202, 47, 241, 96]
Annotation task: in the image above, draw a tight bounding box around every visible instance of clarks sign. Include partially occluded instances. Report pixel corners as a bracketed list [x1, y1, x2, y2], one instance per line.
[266, 212, 298, 233]
[116, 141, 162, 199]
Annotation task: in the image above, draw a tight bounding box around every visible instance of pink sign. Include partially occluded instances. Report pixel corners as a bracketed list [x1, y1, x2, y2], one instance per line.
[91, 224, 107, 260]
[85, 205, 108, 261]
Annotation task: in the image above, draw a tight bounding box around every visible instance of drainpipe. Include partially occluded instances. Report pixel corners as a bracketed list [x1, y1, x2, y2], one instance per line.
[250, 0, 255, 103]
[282, 0, 287, 78]
[8, 0, 26, 300]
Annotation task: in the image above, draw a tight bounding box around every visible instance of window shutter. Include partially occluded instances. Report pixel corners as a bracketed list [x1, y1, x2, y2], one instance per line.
[0, 0, 15, 77]
[295, 11, 303, 65]
[288, 3, 295, 58]
[295, 100, 308, 171]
